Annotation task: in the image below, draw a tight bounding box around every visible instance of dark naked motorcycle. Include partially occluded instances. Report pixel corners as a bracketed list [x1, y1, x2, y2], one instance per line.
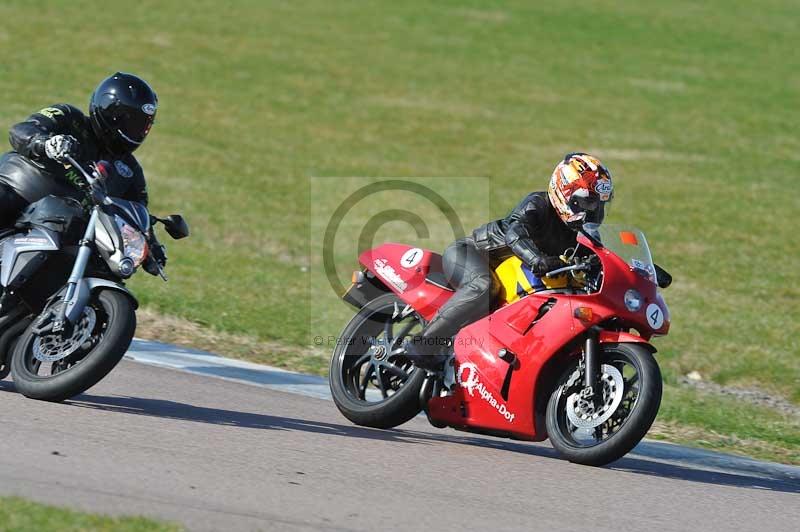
[0, 156, 188, 401]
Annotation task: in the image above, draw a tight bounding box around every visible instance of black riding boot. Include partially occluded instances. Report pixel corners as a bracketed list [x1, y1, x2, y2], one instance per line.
[403, 314, 452, 371]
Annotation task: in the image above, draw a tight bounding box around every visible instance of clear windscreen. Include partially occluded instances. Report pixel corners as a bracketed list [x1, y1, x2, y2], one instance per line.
[583, 223, 656, 284]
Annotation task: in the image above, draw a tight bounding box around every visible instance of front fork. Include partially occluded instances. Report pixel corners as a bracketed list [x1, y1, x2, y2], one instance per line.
[51, 207, 99, 333]
[581, 327, 601, 400]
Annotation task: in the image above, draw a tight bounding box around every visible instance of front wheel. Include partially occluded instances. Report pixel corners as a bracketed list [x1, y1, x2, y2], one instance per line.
[546, 343, 662, 466]
[11, 289, 136, 402]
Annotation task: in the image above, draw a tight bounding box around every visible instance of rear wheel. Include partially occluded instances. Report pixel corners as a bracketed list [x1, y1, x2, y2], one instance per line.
[329, 293, 426, 429]
[546, 343, 662, 466]
[11, 289, 136, 402]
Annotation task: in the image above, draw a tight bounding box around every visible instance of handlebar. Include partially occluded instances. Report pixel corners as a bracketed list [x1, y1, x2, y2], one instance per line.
[544, 254, 600, 278]
[63, 155, 95, 184]
[63, 156, 112, 206]
[545, 263, 589, 278]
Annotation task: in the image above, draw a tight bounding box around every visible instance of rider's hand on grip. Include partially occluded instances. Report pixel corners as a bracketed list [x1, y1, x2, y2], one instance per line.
[44, 135, 80, 163]
[531, 255, 564, 275]
[151, 241, 167, 268]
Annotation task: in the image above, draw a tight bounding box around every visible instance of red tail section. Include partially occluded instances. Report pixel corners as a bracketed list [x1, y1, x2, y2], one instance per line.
[359, 243, 453, 321]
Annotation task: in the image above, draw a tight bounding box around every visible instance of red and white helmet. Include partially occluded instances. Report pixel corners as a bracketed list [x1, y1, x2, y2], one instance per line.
[548, 153, 614, 226]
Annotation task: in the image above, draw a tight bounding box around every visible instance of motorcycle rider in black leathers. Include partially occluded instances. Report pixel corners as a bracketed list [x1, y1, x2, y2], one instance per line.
[405, 153, 615, 370]
[0, 72, 157, 230]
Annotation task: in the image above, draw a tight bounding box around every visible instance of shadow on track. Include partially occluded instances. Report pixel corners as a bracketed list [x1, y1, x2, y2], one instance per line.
[69, 388, 800, 495]
[609, 456, 798, 493]
[1, 379, 796, 495]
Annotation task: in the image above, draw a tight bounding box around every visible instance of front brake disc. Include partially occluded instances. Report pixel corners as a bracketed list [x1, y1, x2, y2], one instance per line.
[32, 307, 97, 363]
[565, 364, 625, 429]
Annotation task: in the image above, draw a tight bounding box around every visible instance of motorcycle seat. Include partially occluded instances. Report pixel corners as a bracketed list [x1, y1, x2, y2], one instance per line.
[425, 270, 455, 291]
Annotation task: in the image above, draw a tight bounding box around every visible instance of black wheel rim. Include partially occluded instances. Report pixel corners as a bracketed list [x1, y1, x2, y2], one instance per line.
[554, 350, 643, 448]
[336, 299, 424, 403]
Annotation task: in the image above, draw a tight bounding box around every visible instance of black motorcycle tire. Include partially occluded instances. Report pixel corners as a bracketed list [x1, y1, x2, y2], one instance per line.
[546, 343, 662, 467]
[330, 293, 426, 429]
[10, 289, 136, 402]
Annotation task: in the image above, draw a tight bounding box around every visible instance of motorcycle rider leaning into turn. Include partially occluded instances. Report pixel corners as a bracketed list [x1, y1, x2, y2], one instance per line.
[0, 72, 157, 230]
[404, 153, 615, 370]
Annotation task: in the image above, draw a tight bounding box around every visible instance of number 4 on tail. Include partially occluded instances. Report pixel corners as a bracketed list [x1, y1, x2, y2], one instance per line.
[400, 248, 424, 268]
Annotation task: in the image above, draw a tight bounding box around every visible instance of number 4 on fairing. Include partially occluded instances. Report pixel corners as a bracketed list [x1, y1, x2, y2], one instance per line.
[646, 303, 664, 329]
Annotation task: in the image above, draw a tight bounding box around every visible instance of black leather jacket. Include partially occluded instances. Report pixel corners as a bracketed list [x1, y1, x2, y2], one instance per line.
[0, 104, 148, 205]
[472, 191, 577, 266]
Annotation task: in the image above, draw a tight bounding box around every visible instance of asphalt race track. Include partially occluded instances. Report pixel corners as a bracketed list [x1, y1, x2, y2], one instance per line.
[1, 345, 798, 532]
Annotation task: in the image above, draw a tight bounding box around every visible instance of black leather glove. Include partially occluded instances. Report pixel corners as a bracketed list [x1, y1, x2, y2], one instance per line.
[531, 255, 564, 276]
[143, 241, 167, 276]
[151, 240, 167, 268]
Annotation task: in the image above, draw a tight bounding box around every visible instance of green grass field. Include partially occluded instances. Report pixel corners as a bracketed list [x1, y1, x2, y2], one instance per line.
[0, 0, 797, 462]
[0, 497, 180, 532]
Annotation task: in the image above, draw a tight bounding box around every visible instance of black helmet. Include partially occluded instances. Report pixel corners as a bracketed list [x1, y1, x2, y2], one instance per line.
[89, 72, 158, 155]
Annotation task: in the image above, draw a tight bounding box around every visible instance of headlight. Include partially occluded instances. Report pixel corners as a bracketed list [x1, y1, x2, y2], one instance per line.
[115, 216, 149, 268]
[624, 289, 643, 311]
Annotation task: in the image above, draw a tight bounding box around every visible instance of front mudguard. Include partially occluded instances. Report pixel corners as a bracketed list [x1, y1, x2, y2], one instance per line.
[598, 330, 657, 352]
[60, 278, 138, 325]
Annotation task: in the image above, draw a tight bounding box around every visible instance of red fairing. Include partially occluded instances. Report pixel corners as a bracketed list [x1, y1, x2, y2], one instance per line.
[598, 330, 652, 345]
[357, 229, 669, 442]
[428, 293, 580, 439]
[567, 233, 670, 338]
[359, 243, 453, 320]
[426, 232, 669, 440]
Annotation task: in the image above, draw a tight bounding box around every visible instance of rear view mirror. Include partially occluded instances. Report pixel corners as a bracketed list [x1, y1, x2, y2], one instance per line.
[162, 214, 190, 239]
[654, 263, 672, 289]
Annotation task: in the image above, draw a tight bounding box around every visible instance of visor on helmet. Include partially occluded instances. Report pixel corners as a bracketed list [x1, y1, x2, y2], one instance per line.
[116, 108, 155, 146]
[568, 194, 610, 225]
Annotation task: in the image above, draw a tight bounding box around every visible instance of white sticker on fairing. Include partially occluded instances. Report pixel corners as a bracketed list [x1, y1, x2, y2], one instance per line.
[631, 259, 655, 279]
[14, 236, 48, 245]
[457, 362, 516, 423]
[373, 258, 407, 293]
[142, 103, 157, 116]
[646, 303, 664, 330]
[400, 247, 424, 268]
[114, 160, 134, 178]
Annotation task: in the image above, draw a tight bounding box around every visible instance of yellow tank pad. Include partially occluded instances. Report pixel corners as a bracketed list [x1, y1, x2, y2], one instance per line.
[494, 256, 568, 304]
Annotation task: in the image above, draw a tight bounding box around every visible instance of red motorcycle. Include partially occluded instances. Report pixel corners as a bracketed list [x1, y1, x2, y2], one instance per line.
[329, 224, 672, 466]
